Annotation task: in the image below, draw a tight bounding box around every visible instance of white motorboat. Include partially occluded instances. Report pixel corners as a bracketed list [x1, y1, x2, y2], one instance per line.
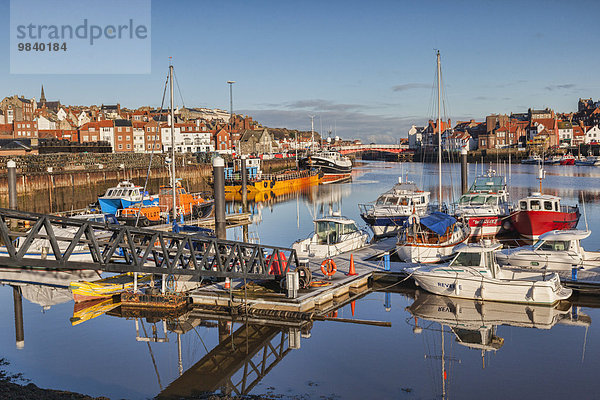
[396, 211, 470, 263]
[406, 242, 572, 304]
[521, 155, 543, 165]
[292, 213, 369, 258]
[358, 178, 430, 237]
[496, 229, 600, 271]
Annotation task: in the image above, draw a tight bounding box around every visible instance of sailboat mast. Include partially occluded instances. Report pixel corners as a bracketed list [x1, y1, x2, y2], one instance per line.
[169, 64, 177, 222]
[437, 50, 442, 210]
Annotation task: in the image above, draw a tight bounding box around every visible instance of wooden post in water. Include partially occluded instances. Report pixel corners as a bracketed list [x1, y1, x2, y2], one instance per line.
[461, 147, 468, 194]
[12, 286, 24, 349]
[241, 156, 248, 213]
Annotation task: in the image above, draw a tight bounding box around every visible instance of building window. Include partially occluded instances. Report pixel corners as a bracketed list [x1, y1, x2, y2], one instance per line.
[118, 144, 123, 149]
[126, 144, 131, 149]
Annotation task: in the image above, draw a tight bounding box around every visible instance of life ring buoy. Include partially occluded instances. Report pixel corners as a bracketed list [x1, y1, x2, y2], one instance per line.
[321, 259, 337, 276]
[266, 252, 287, 275]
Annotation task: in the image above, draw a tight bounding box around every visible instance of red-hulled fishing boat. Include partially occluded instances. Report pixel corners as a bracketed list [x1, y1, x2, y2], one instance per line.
[509, 168, 580, 239]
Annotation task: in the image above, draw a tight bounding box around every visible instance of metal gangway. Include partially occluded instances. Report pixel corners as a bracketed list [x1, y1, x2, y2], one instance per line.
[0, 208, 298, 280]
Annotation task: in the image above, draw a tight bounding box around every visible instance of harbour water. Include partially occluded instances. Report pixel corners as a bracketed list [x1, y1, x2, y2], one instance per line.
[1, 160, 600, 399]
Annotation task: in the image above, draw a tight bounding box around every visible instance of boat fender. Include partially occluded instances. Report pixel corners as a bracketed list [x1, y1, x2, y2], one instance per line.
[263, 181, 268, 189]
[270, 179, 276, 188]
[321, 259, 337, 276]
[502, 219, 511, 231]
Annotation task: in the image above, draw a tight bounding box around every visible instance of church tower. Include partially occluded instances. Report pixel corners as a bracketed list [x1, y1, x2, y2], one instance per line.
[40, 85, 46, 106]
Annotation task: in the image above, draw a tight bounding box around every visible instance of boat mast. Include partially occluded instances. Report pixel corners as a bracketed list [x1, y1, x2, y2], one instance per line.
[437, 50, 442, 211]
[170, 64, 177, 222]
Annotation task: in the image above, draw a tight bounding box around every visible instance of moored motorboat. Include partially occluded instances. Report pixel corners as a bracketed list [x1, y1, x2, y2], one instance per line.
[510, 193, 580, 239]
[396, 212, 470, 263]
[496, 229, 600, 270]
[292, 213, 369, 258]
[574, 155, 600, 166]
[299, 150, 352, 175]
[98, 180, 157, 215]
[406, 242, 572, 304]
[521, 155, 542, 165]
[560, 153, 575, 165]
[359, 178, 430, 237]
[454, 171, 511, 238]
[159, 180, 214, 220]
[116, 204, 164, 227]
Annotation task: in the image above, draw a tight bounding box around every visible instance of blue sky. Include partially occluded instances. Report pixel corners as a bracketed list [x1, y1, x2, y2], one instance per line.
[1, 0, 599, 143]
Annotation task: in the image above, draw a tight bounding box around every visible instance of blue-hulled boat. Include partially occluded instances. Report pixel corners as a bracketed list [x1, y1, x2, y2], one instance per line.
[98, 181, 158, 215]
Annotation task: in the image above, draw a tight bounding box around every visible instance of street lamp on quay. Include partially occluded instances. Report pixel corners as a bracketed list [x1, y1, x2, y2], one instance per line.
[227, 81, 235, 151]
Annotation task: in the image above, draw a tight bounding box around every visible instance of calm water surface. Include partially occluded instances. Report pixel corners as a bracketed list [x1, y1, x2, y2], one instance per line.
[1, 161, 599, 399]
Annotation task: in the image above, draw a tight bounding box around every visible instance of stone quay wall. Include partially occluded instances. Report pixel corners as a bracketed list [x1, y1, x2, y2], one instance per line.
[0, 154, 297, 214]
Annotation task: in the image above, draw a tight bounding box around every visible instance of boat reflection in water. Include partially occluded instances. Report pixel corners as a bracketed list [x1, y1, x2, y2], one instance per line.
[405, 290, 591, 399]
[407, 289, 590, 355]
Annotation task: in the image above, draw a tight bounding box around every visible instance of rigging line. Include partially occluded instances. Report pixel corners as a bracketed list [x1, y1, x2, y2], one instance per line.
[135, 71, 170, 227]
[140, 320, 164, 391]
[172, 68, 186, 109]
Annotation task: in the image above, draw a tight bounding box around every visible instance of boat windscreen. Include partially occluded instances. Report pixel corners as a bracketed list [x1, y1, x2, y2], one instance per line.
[450, 252, 481, 267]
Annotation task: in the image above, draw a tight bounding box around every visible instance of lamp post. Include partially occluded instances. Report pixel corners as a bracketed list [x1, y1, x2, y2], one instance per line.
[227, 80, 235, 152]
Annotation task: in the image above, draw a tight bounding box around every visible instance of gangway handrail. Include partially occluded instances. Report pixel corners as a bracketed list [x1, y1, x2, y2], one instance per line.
[0, 207, 297, 280]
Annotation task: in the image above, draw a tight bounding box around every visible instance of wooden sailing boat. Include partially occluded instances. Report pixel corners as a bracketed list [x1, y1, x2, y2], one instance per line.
[396, 51, 469, 263]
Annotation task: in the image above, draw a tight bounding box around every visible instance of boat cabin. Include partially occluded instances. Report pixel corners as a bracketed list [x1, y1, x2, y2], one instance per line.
[518, 193, 561, 212]
[532, 230, 589, 253]
[375, 190, 429, 208]
[314, 216, 360, 245]
[102, 181, 143, 199]
[449, 243, 502, 277]
[469, 175, 506, 194]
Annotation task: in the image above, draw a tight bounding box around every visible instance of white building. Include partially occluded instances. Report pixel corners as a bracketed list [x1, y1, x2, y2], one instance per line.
[408, 125, 424, 149]
[161, 126, 214, 153]
[37, 115, 57, 130]
[133, 123, 145, 153]
[584, 125, 600, 144]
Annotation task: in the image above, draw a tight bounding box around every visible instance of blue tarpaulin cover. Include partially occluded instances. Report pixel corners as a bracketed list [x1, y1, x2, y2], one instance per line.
[419, 212, 456, 235]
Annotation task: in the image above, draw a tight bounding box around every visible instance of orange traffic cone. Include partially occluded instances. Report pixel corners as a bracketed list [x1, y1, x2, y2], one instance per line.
[224, 277, 231, 290]
[351, 300, 356, 316]
[347, 254, 358, 276]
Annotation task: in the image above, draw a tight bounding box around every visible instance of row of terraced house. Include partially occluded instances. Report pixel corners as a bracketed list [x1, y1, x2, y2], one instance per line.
[0, 86, 283, 155]
[408, 98, 600, 151]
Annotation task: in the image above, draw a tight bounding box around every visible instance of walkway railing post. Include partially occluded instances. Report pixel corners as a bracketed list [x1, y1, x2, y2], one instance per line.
[7, 160, 17, 229]
[213, 156, 227, 240]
